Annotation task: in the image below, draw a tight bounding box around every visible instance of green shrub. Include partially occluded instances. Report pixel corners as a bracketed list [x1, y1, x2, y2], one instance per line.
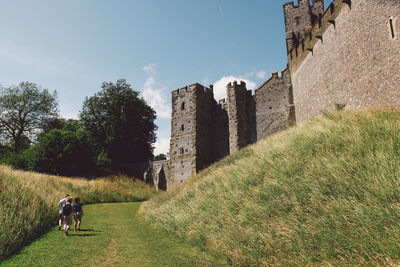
[1, 152, 28, 170]
[335, 103, 346, 110]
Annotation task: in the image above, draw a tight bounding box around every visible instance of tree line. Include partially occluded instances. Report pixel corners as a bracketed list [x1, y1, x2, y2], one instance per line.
[0, 79, 158, 177]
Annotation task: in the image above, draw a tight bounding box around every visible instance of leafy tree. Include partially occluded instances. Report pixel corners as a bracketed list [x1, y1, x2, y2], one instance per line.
[0, 82, 58, 154]
[153, 154, 167, 161]
[40, 118, 81, 138]
[80, 79, 157, 164]
[26, 127, 96, 176]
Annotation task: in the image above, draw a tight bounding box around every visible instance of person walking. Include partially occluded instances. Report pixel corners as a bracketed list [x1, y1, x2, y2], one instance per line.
[62, 197, 74, 236]
[72, 197, 84, 231]
[57, 194, 70, 231]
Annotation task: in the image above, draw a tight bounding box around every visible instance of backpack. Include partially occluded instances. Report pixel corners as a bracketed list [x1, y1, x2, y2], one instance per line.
[63, 202, 72, 216]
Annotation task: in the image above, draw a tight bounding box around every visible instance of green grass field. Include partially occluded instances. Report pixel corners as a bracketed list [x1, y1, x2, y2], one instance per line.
[1, 202, 227, 267]
[142, 108, 400, 265]
[0, 166, 157, 262]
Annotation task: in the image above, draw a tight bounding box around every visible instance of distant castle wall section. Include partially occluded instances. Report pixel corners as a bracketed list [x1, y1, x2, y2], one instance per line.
[214, 100, 230, 161]
[145, 160, 170, 190]
[227, 81, 255, 153]
[246, 90, 257, 144]
[255, 67, 293, 140]
[291, 0, 400, 124]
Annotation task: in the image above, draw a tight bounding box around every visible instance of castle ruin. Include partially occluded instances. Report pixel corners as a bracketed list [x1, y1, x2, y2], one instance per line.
[145, 0, 400, 190]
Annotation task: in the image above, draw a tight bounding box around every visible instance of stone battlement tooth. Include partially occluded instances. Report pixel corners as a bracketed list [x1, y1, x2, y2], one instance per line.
[287, 0, 348, 73]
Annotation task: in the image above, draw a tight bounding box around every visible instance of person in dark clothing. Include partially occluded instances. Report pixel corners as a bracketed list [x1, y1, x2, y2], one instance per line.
[72, 197, 84, 231]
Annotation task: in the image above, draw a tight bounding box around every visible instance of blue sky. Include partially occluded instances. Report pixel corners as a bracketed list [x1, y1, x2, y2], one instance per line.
[0, 0, 331, 155]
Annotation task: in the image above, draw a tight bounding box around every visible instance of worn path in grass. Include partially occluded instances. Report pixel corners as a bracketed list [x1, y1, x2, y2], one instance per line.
[1, 202, 227, 267]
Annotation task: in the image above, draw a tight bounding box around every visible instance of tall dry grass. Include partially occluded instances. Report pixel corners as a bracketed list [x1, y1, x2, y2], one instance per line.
[0, 166, 157, 261]
[142, 108, 400, 265]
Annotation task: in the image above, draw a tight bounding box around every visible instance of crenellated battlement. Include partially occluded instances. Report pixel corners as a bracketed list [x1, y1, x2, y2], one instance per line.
[283, 0, 310, 10]
[227, 80, 247, 90]
[255, 67, 290, 93]
[288, 0, 350, 74]
[172, 83, 213, 96]
[283, 0, 325, 53]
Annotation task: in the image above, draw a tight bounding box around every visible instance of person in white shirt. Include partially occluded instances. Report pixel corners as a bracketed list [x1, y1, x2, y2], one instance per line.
[62, 197, 74, 236]
[58, 194, 70, 231]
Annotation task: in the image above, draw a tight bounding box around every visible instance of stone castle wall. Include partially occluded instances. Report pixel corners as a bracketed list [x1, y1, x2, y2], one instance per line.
[163, 75, 291, 188]
[227, 81, 252, 153]
[255, 67, 293, 140]
[290, 0, 400, 124]
[195, 84, 215, 171]
[144, 160, 169, 190]
[169, 85, 198, 184]
[284, 0, 324, 53]
[214, 100, 230, 161]
[147, 0, 400, 190]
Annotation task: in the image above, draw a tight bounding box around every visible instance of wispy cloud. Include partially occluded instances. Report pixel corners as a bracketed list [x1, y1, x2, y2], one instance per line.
[213, 75, 257, 101]
[242, 72, 255, 79]
[143, 63, 157, 74]
[142, 77, 171, 119]
[257, 70, 267, 79]
[153, 137, 170, 155]
[141, 64, 171, 119]
[219, 5, 224, 17]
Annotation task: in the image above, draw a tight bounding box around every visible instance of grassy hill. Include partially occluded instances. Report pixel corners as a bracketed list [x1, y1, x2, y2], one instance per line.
[141, 108, 400, 265]
[0, 166, 157, 261]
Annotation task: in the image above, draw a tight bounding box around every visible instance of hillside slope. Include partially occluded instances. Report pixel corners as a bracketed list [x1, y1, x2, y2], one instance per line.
[142, 108, 400, 265]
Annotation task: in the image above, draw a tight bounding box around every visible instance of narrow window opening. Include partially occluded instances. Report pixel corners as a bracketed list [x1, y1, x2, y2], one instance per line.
[180, 148, 184, 154]
[181, 124, 184, 131]
[389, 18, 395, 39]
[181, 102, 185, 110]
[295, 16, 301, 26]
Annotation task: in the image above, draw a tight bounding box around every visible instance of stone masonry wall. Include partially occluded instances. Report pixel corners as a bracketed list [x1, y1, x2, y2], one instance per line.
[144, 160, 170, 190]
[167, 73, 293, 186]
[311, 0, 324, 20]
[195, 84, 215, 171]
[169, 85, 198, 184]
[227, 81, 251, 154]
[255, 67, 293, 140]
[246, 90, 257, 144]
[284, 0, 324, 53]
[291, 0, 400, 124]
[214, 100, 230, 161]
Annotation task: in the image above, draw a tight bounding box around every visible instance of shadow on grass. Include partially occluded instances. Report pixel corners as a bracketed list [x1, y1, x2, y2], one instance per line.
[75, 229, 102, 232]
[69, 234, 98, 237]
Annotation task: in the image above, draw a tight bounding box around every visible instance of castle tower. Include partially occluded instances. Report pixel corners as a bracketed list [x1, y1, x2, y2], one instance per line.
[283, 0, 325, 53]
[311, 0, 324, 21]
[227, 81, 253, 154]
[169, 83, 214, 184]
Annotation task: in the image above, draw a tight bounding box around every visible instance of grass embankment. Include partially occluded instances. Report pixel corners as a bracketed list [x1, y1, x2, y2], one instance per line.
[1, 203, 227, 267]
[0, 166, 157, 261]
[142, 108, 400, 265]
